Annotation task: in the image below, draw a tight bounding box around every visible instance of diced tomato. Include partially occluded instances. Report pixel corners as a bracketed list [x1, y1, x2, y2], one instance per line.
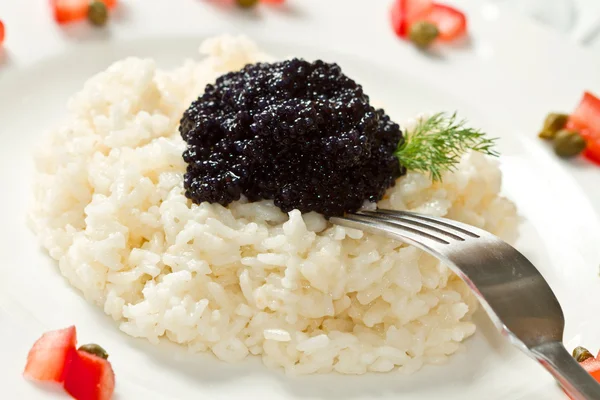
[583, 137, 600, 165]
[390, 1, 403, 36]
[568, 92, 600, 134]
[390, 1, 466, 42]
[391, 0, 434, 38]
[51, 0, 89, 24]
[23, 326, 77, 383]
[103, 0, 118, 8]
[64, 350, 115, 400]
[580, 357, 600, 381]
[423, 3, 467, 41]
[0, 20, 5, 45]
[261, 0, 285, 4]
[567, 92, 600, 163]
[51, 0, 116, 24]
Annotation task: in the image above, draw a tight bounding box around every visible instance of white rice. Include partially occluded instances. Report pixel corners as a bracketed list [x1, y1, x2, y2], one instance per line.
[30, 35, 518, 375]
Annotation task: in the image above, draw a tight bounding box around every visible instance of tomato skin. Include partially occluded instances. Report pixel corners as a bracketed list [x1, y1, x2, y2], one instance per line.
[580, 358, 600, 380]
[64, 350, 115, 400]
[390, 0, 466, 42]
[51, 0, 88, 24]
[567, 92, 600, 163]
[423, 3, 467, 41]
[23, 326, 77, 383]
[568, 92, 600, 134]
[390, 0, 404, 37]
[583, 138, 600, 165]
[391, 0, 434, 38]
[0, 20, 5, 45]
[51, 0, 117, 24]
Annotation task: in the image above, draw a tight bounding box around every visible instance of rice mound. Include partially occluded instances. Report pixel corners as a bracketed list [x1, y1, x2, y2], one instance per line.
[30, 35, 518, 375]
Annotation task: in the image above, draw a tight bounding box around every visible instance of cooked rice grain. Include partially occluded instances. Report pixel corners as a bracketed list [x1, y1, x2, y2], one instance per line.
[30, 35, 518, 375]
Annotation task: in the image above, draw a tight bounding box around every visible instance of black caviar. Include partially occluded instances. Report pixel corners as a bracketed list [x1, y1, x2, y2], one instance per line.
[180, 58, 405, 216]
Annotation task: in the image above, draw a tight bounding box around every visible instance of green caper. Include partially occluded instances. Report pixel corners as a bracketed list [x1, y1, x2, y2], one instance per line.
[553, 129, 587, 158]
[573, 346, 594, 363]
[538, 113, 569, 140]
[235, 0, 259, 8]
[408, 21, 439, 49]
[88, 1, 109, 27]
[78, 343, 109, 360]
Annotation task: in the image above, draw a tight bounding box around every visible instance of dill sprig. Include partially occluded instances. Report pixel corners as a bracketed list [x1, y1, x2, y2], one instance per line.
[394, 112, 498, 181]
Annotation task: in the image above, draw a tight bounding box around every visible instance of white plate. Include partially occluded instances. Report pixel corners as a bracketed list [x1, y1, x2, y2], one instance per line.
[1, 0, 600, 399]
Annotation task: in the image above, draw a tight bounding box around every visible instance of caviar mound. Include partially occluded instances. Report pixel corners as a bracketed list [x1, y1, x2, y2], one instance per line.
[180, 58, 405, 216]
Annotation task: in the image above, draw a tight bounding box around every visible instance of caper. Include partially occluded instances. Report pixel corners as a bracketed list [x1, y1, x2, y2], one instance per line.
[538, 113, 568, 140]
[553, 129, 587, 158]
[573, 346, 594, 363]
[409, 21, 439, 49]
[88, 1, 109, 27]
[78, 343, 109, 360]
[235, 0, 259, 8]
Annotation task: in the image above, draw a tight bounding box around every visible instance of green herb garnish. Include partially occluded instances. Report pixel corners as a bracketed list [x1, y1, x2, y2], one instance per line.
[395, 112, 498, 181]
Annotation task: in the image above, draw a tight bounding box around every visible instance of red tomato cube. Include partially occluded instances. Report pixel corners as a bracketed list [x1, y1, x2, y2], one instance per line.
[583, 138, 600, 165]
[580, 357, 600, 380]
[423, 3, 467, 41]
[51, 0, 89, 24]
[569, 91, 600, 134]
[64, 350, 115, 400]
[51, 0, 116, 24]
[23, 326, 77, 382]
[391, 0, 434, 38]
[567, 91, 600, 163]
[390, 0, 466, 42]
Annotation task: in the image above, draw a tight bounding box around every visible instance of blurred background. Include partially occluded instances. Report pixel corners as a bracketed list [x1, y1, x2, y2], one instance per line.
[1, 0, 600, 48]
[496, 0, 600, 47]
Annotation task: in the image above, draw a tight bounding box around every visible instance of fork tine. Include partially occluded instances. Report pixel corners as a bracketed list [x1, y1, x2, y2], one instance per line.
[373, 209, 481, 238]
[330, 213, 450, 246]
[359, 210, 466, 242]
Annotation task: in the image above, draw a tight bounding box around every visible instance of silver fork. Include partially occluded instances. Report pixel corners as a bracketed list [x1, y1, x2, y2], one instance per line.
[330, 209, 600, 400]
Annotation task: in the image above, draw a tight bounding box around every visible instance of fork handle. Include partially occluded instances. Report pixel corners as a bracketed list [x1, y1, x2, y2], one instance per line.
[531, 342, 600, 400]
